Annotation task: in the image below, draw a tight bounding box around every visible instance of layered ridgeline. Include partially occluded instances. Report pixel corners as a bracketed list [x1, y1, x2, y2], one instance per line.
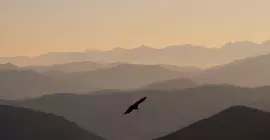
[2, 85, 270, 140]
[1, 41, 270, 68]
[155, 106, 270, 140]
[193, 53, 270, 87]
[0, 64, 199, 99]
[142, 78, 198, 90]
[0, 61, 201, 74]
[3, 50, 270, 99]
[23, 61, 106, 73]
[0, 105, 105, 140]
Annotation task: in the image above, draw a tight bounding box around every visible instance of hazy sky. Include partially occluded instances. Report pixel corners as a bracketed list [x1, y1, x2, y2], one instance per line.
[1, 0, 270, 56]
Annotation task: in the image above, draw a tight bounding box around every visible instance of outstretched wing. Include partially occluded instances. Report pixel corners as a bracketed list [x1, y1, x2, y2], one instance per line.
[134, 96, 147, 106]
[123, 106, 134, 115]
[122, 96, 147, 115]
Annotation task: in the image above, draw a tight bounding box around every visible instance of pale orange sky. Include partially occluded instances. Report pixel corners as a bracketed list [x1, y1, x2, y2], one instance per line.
[1, 0, 270, 57]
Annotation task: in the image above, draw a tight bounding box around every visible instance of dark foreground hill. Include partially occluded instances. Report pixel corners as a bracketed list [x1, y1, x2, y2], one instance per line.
[0, 105, 105, 140]
[156, 106, 270, 140]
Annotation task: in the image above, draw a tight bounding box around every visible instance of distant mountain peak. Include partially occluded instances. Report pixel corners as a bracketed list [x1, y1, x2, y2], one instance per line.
[138, 44, 152, 48]
[262, 40, 270, 45]
[4, 62, 17, 67]
[166, 44, 203, 49]
[85, 49, 102, 52]
[0, 62, 19, 70]
[112, 47, 126, 50]
[222, 41, 257, 48]
[107, 47, 128, 53]
[132, 45, 155, 50]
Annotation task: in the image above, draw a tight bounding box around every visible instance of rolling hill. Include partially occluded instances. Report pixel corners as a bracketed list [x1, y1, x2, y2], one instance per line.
[0, 64, 197, 99]
[0, 63, 19, 70]
[60, 64, 193, 90]
[3, 85, 270, 140]
[23, 61, 105, 73]
[143, 78, 198, 90]
[0, 70, 62, 99]
[195, 53, 270, 87]
[0, 105, 105, 140]
[155, 106, 270, 140]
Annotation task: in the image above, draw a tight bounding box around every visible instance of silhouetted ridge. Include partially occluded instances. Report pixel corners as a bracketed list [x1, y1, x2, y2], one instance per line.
[5, 85, 270, 140]
[2, 40, 270, 67]
[0, 63, 19, 70]
[24, 61, 104, 73]
[143, 78, 198, 90]
[195, 53, 270, 87]
[156, 105, 270, 140]
[0, 63, 196, 99]
[0, 105, 105, 140]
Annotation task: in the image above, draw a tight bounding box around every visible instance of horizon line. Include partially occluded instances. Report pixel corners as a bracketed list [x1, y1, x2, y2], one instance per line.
[2, 39, 270, 58]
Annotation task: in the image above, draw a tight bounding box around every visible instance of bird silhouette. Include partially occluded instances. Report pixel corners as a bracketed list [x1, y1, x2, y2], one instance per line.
[123, 96, 147, 115]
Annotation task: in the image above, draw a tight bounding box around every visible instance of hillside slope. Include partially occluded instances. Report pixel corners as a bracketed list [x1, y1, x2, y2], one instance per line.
[5, 85, 270, 140]
[156, 106, 270, 140]
[195, 53, 270, 87]
[0, 105, 105, 140]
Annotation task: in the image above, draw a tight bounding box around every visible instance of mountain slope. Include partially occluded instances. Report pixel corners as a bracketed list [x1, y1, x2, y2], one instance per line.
[195, 53, 270, 87]
[60, 64, 191, 90]
[156, 106, 270, 140]
[2, 41, 270, 68]
[0, 105, 105, 140]
[24, 61, 105, 73]
[143, 78, 198, 90]
[0, 70, 88, 99]
[0, 64, 197, 99]
[0, 63, 19, 70]
[0, 70, 59, 99]
[6, 85, 270, 140]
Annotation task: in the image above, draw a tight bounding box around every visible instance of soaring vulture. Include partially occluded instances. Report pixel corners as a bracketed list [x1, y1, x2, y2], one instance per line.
[123, 96, 147, 115]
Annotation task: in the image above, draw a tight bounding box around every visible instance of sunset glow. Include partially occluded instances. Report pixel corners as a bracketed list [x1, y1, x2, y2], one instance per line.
[1, 0, 270, 56]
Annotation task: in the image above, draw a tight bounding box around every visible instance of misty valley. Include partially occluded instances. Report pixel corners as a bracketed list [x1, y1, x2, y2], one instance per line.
[1, 43, 270, 140]
[2, 0, 270, 139]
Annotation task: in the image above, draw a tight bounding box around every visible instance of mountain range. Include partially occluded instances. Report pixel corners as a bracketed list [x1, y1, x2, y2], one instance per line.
[2, 85, 270, 140]
[142, 78, 198, 90]
[0, 105, 105, 140]
[193, 53, 270, 87]
[2, 50, 270, 99]
[2, 40, 270, 68]
[1, 41, 270, 140]
[155, 106, 270, 140]
[0, 63, 199, 99]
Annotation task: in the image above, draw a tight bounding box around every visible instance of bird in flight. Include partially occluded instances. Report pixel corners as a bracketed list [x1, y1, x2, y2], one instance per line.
[123, 96, 147, 115]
